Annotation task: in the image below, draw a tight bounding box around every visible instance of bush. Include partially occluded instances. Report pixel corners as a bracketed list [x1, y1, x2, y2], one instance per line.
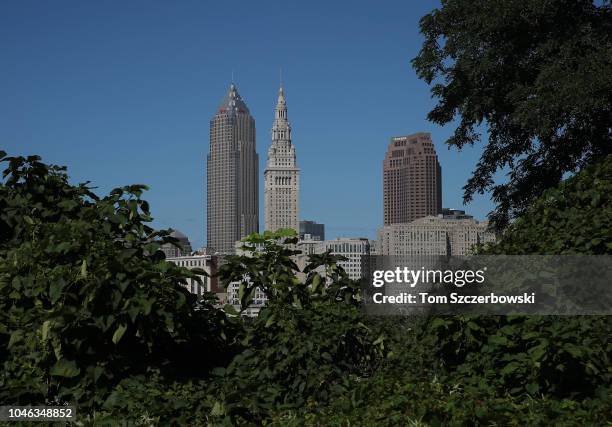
[2, 152, 609, 425]
[209, 231, 385, 423]
[417, 155, 612, 400]
[484, 154, 612, 255]
[0, 152, 235, 410]
[272, 155, 612, 426]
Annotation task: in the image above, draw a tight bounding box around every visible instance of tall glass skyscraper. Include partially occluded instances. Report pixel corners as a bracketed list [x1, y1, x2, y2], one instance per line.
[207, 83, 258, 253]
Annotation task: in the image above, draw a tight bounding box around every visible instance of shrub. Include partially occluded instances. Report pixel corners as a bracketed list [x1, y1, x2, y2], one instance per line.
[484, 154, 612, 255]
[0, 152, 235, 410]
[209, 231, 385, 423]
[2, 152, 609, 425]
[422, 155, 612, 398]
[284, 155, 612, 426]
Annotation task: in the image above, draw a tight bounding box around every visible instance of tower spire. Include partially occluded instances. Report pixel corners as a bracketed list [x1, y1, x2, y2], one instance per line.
[277, 68, 285, 103]
[274, 81, 289, 133]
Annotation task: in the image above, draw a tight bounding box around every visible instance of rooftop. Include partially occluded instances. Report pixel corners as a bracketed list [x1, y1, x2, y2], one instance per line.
[217, 83, 250, 115]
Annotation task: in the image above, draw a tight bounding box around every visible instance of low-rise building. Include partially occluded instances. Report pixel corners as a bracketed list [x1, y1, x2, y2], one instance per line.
[227, 236, 371, 316]
[309, 237, 370, 281]
[377, 215, 495, 256]
[166, 254, 226, 302]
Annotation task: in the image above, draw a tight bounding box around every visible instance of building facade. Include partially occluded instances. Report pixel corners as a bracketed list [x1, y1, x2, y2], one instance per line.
[295, 237, 371, 281]
[383, 132, 442, 225]
[377, 215, 495, 256]
[228, 241, 271, 317]
[160, 229, 193, 259]
[166, 254, 225, 300]
[314, 237, 370, 280]
[299, 220, 325, 241]
[264, 86, 300, 232]
[207, 83, 258, 254]
[228, 236, 371, 316]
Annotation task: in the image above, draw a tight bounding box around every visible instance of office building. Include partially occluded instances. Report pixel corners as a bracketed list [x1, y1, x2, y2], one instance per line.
[295, 237, 370, 281]
[299, 220, 325, 241]
[207, 83, 258, 254]
[383, 132, 442, 225]
[377, 215, 495, 256]
[166, 254, 225, 300]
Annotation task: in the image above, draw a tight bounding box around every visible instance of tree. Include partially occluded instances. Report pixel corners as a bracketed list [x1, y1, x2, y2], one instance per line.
[412, 0, 612, 229]
[483, 153, 612, 255]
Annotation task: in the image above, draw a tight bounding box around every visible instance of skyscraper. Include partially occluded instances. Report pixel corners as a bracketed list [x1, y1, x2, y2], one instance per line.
[383, 132, 442, 225]
[264, 85, 300, 232]
[207, 83, 258, 254]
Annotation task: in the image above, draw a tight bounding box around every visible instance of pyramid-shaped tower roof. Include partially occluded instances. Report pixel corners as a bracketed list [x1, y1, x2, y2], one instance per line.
[217, 83, 250, 114]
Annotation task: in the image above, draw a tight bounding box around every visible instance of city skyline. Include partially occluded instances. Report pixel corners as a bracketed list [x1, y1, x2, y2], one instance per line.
[0, 1, 496, 249]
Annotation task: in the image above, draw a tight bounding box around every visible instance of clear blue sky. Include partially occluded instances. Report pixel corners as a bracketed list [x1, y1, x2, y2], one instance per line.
[1, 0, 495, 249]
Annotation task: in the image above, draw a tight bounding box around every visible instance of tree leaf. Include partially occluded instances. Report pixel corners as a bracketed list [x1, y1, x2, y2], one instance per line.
[42, 320, 51, 341]
[112, 324, 127, 344]
[80, 259, 88, 279]
[50, 359, 80, 378]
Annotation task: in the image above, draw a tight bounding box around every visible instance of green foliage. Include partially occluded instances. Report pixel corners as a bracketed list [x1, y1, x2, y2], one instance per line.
[280, 155, 611, 425]
[271, 381, 612, 426]
[211, 231, 385, 423]
[0, 152, 234, 410]
[89, 372, 214, 426]
[412, 0, 612, 229]
[422, 315, 611, 398]
[1, 152, 609, 425]
[268, 317, 611, 426]
[417, 155, 612, 400]
[484, 154, 612, 255]
[220, 229, 364, 310]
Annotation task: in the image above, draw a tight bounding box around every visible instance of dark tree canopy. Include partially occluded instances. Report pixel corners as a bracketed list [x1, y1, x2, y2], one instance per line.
[412, 0, 612, 229]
